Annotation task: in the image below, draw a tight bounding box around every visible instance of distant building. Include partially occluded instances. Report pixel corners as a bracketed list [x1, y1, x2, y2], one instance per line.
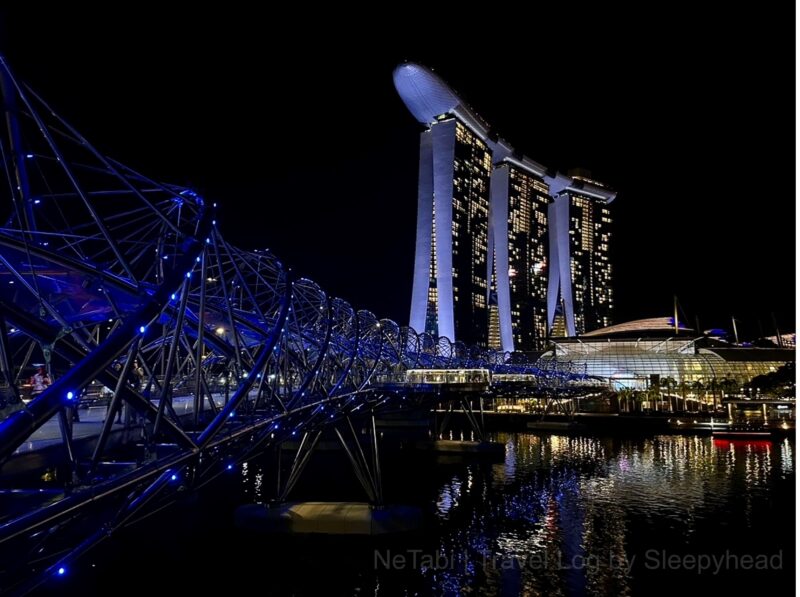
[762, 333, 796, 349]
[538, 317, 795, 390]
[394, 63, 615, 349]
[490, 159, 551, 351]
[407, 114, 492, 345]
[547, 171, 615, 337]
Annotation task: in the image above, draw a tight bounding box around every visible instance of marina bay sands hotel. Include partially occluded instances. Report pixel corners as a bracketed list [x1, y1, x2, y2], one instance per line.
[394, 63, 616, 352]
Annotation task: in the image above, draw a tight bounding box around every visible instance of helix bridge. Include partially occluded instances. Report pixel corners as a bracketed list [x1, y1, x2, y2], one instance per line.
[0, 57, 586, 593]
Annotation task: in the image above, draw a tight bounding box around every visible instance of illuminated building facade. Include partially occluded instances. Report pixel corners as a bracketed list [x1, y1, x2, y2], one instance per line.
[410, 116, 492, 345]
[395, 63, 615, 349]
[490, 159, 551, 351]
[537, 318, 795, 391]
[547, 172, 615, 337]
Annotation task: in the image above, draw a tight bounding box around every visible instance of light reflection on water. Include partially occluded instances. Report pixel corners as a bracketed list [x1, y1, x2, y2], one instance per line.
[424, 433, 793, 596]
[55, 433, 794, 597]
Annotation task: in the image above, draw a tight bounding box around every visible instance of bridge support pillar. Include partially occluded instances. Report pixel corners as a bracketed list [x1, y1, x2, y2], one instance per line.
[436, 394, 486, 441]
[277, 429, 322, 502]
[334, 414, 383, 505]
[272, 413, 385, 506]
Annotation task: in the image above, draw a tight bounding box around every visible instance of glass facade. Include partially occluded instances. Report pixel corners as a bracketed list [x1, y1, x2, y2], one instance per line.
[507, 166, 550, 350]
[594, 204, 613, 329]
[425, 200, 438, 337]
[487, 304, 501, 349]
[539, 339, 790, 390]
[567, 190, 613, 334]
[450, 119, 491, 345]
[405, 368, 491, 385]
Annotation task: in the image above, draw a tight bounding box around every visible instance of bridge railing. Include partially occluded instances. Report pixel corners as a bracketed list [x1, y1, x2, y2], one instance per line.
[372, 368, 491, 386]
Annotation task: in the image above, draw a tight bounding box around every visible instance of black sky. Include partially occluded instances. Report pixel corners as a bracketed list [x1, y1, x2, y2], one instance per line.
[0, 7, 794, 340]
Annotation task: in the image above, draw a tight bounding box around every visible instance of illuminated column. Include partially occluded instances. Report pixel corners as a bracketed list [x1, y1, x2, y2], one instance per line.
[431, 120, 456, 342]
[489, 164, 514, 352]
[409, 130, 433, 334]
[547, 193, 576, 337]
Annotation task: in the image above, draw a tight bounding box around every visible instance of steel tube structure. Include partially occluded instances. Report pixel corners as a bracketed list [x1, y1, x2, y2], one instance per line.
[0, 57, 581, 593]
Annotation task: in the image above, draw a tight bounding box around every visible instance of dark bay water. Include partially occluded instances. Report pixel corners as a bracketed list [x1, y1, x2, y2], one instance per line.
[43, 433, 794, 596]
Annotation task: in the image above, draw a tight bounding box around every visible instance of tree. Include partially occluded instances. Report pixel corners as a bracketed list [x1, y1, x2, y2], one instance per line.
[661, 377, 677, 412]
[616, 388, 631, 413]
[647, 386, 661, 412]
[633, 390, 647, 413]
[719, 378, 739, 401]
[707, 378, 722, 412]
[691, 380, 705, 412]
[678, 380, 691, 412]
[746, 363, 795, 398]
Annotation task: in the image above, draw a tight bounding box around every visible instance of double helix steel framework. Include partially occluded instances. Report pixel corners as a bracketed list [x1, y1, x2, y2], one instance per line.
[0, 58, 583, 593]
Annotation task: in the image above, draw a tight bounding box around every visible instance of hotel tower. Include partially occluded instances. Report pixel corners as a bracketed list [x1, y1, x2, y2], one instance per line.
[394, 63, 616, 350]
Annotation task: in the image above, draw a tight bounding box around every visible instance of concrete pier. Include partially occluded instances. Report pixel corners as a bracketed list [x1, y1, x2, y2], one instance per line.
[414, 439, 505, 456]
[235, 502, 423, 535]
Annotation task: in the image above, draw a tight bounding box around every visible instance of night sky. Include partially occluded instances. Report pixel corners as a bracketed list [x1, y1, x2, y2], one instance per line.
[0, 8, 794, 340]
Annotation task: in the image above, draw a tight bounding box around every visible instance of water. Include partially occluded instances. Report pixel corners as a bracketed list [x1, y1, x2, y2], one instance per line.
[41, 433, 794, 596]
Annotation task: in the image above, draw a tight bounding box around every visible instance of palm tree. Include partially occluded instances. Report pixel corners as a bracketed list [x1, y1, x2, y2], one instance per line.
[661, 377, 677, 412]
[719, 378, 739, 406]
[647, 386, 661, 412]
[678, 380, 691, 412]
[722, 378, 738, 394]
[617, 388, 632, 413]
[691, 380, 705, 412]
[707, 378, 721, 412]
[633, 390, 647, 413]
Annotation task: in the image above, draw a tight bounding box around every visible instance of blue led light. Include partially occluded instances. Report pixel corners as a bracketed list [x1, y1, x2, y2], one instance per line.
[229, 411, 235, 418]
[33, 199, 41, 204]
[57, 567, 66, 576]
[186, 271, 192, 279]
[139, 325, 146, 334]
[170, 474, 178, 481]
[66, 391, 74, 400]
[171, 293, 176, 300]
[227, 464, 234, 470]
[26, 153, 34, 159]
[212, 220, 217, 225]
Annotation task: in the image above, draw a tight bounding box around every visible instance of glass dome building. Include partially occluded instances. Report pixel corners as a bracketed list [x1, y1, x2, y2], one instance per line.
[536, 318, 793, 390]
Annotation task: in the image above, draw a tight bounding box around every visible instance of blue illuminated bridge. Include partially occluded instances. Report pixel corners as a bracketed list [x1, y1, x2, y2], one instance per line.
[0, 58, 588, 593]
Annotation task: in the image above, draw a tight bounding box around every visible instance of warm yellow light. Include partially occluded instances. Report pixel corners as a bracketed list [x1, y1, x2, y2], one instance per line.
[215, 327, 225, 335]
